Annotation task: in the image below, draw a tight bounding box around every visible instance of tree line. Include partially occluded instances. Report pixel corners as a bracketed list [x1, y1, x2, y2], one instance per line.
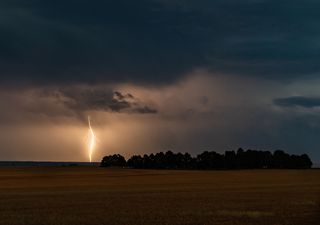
[100, 148, 313, 169]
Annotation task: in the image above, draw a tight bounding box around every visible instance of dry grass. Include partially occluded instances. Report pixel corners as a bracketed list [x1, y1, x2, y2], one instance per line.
[0, 167, 319, 225]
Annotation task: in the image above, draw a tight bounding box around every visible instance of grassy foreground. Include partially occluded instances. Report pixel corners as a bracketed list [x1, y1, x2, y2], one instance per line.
[0, 167, 319, 225]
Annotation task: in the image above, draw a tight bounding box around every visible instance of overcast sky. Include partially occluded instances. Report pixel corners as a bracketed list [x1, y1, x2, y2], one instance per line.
[1, 0, 320, 163]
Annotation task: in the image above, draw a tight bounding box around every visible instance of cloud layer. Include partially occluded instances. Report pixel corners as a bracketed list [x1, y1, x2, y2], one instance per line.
[1, 0, 320, 85]
[1, 73, 320, 163]
[0, 1, 320, 163]
[274, 96, 320, 108]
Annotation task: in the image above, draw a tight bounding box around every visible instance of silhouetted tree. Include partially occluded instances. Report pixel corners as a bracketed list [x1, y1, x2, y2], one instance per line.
[126, 155, 144, 168]
[300, 154, 313, 168]
[225, 151, 236, 169]
[101, 149, 313, 170]
[273, 150, 291, 168]
[100, 154, 126, 167]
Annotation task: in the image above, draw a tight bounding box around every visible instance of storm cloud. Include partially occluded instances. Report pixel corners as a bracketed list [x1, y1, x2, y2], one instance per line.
[1, 0, 320, 85]
[21, 88, 158, 122]
[61, 89, 157, 113]
[274, 96, 320, 108]
[0, 1, 320, 164]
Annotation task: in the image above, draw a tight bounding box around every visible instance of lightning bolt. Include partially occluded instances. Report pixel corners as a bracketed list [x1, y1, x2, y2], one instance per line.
[87, 116, 95, 163]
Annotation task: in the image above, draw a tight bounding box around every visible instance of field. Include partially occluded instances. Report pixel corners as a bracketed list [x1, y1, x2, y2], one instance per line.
[0, 167, 319, 225]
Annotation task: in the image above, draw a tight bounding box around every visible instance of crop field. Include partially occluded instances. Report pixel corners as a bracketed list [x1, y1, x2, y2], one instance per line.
[0, 167, 319, 225]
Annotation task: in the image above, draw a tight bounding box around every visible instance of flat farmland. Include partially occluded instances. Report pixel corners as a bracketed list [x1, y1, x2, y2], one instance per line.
[0, 167, 319, 225]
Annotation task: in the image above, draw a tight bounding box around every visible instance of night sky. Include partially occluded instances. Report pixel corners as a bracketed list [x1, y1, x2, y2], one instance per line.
[1, 0, 320, 163]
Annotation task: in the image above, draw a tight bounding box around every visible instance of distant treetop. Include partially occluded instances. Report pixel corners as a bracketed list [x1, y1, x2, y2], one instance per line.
[100, 149, 313, 170]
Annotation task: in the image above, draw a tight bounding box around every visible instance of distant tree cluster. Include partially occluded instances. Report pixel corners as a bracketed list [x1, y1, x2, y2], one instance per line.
[100, 149, 313, 169]
[100, 154, 126, 167]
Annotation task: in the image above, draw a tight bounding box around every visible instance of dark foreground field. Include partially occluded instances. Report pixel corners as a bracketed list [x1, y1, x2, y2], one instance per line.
[0, 168, 319, 225]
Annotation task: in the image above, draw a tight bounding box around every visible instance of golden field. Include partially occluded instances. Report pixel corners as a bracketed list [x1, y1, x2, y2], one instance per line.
[0, 167, 319, 225]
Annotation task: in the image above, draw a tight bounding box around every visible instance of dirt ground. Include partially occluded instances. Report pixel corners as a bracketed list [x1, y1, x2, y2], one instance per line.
[0, 167, 319, 225]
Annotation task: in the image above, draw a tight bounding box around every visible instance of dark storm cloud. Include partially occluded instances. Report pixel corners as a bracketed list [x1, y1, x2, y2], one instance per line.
[52, 89, 157, 115]
[1, 0, 320, 85]
[274, 96, 320, 108]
